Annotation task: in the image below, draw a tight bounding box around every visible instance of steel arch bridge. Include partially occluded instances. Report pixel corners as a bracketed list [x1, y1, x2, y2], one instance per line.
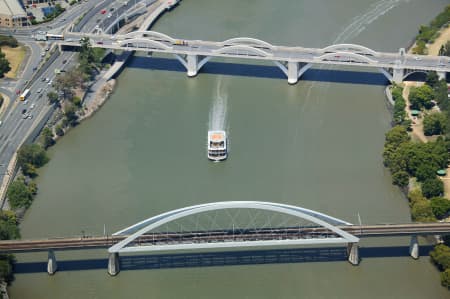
[107, 201, 360, 275]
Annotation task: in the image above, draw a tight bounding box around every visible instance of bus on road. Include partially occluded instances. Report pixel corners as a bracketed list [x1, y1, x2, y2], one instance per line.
[46, 33, 64, 40]
[20, 89, 30, 101]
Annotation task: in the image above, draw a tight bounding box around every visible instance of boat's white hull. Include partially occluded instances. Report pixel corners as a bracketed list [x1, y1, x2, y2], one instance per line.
[208, 154, 228, 162]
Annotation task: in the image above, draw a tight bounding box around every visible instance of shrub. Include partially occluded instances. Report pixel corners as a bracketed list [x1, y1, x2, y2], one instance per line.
[422, 178, 444, 198]
[430, 197, 450, 219]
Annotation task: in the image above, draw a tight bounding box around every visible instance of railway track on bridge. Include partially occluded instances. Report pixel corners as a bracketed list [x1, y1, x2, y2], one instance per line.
[1, 223, 449, 253]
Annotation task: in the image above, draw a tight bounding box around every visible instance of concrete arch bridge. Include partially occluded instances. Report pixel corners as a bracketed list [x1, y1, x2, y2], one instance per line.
[61, 31, 450, 84]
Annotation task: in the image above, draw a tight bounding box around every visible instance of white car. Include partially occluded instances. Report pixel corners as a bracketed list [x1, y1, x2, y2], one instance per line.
[30, 104, 35, 109]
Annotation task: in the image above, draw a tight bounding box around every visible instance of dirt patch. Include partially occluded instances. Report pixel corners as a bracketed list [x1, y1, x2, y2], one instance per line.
[0, 93, 10, 117]
[1, 46, 26, 79]
[427, 26, 450, 55]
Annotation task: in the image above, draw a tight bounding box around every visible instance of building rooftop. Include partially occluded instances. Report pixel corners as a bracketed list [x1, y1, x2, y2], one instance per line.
[0, 0, 26, 17]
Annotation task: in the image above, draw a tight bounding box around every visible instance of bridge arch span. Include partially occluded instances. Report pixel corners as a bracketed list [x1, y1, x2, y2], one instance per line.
[117, 38, 172, 51]
[122, 31, 176, 43]
[109, 201, 358, 253]
[220, 37, 274, 49]
[315, 51, 377, 64]
[403, 70, 428, 81]
[213, 45, 273, 58]
[322, 43, 378, 56]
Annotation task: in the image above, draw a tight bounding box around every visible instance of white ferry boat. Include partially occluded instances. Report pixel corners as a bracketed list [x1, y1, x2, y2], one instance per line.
[207, 130, 228, 161]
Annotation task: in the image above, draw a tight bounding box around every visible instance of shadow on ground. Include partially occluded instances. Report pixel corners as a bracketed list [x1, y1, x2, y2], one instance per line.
[125, 56, 393, 86]
[13, 245, 433, 274]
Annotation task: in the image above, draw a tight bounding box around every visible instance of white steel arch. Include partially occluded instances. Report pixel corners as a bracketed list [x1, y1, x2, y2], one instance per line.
[109, 201, 358, 253]
[213, 45, 273, 57]
[118, 38, 172, 50]
[322, 43, 378, 56]
[123, 31, 176, 43]
[221, 37, 274, 49]
[315, 51, 376, 64]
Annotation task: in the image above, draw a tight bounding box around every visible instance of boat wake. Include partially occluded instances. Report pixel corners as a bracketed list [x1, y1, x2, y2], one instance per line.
[209, 78, 228, 132]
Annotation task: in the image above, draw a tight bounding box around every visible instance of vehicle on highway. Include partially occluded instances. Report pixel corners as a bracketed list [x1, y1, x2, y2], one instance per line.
[107, 13, 112, 18]
[48, 80, 53, 86]
[21, 109, 26, 114]
[97, 41, 104, 44]
[100, 9, 107, 14]
[30, 104, 35, 109]
[0, 121, 2, 126]
[20, 89, 30, 101]
[27, 115, 33, 120]
[42, 77, 46, 82]
[41, 52, 46, 57]
[32, 67, 37, 71]
[414, 56, 421, 61]
[45, 77, 50, 82]
[37, 88, 43, 94]
[173, 40, 188, 46]
[46, 33, 64, 40]
[62, 59, 67, 64]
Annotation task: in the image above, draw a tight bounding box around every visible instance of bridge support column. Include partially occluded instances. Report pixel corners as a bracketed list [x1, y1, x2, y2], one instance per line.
[187, 54, 198, 77]
[347, 243, 360, 266]
[409, 235, 419, 260]
[287, 61, 299, 85]
[47, 250, 57, 275]
[392, 67, 404, 84]
[108, 253, 120, 276]
[437, 71, 446, 81]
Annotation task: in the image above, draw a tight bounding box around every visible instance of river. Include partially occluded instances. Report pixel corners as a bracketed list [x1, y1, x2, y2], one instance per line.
[9, 0, 450, 298]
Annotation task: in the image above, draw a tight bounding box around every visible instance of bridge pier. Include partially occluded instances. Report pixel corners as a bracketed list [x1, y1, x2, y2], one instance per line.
[187, 54, 198, 77]
[287, 61, 299, 85]
[347, 243, 360, 266]
[409, 235, 419, 259]
[108, 252, 120, 276]
[393, 67, 404, 84]
[437, 71, 446, 81]
[47, 250, 57, 275]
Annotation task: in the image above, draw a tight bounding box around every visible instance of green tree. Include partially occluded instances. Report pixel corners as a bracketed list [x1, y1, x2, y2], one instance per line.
[425, 71, 439, 88]
[422, 178, 444, 198]
[409, 85, 435, 110]
[0, 255, 14, 284]
[7, 179, 32, 209]
[55, 125, 64, 136]
[441, 268, 450, 289]
[0, 211, 19, 240]
[41, 127, 54, 149]
[411, 198, 436, 222]
[0, 49, 11, 78]
[47, 91, 59, 105]
[430, 197, 450, 219]
[416, 164, 437, 182]
[64, 103, 78, 127]
[430, 244, 450, 271]
[423, 112, 447, 136]
[392, 170, 409, 187]
[18, 144, 49, 169]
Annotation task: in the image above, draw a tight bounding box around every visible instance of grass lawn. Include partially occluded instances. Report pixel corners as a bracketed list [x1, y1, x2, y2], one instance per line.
[1, 46, 26, 79]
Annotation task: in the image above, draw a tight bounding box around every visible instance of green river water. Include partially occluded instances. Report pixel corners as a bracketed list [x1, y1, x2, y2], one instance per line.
[8, 0, 450, 298]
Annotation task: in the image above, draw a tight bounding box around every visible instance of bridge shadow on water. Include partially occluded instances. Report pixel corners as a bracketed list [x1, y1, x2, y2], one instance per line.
[13, 245, 433, 274]
[126, 56, 391, 86]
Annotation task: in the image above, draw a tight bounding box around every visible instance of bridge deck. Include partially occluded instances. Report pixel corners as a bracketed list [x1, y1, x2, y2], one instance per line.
[1, 223, 449, 253]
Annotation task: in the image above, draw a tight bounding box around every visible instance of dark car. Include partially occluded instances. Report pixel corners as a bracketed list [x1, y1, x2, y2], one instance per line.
[21, 109, 27, 114]
[62, 60, 67, 64]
